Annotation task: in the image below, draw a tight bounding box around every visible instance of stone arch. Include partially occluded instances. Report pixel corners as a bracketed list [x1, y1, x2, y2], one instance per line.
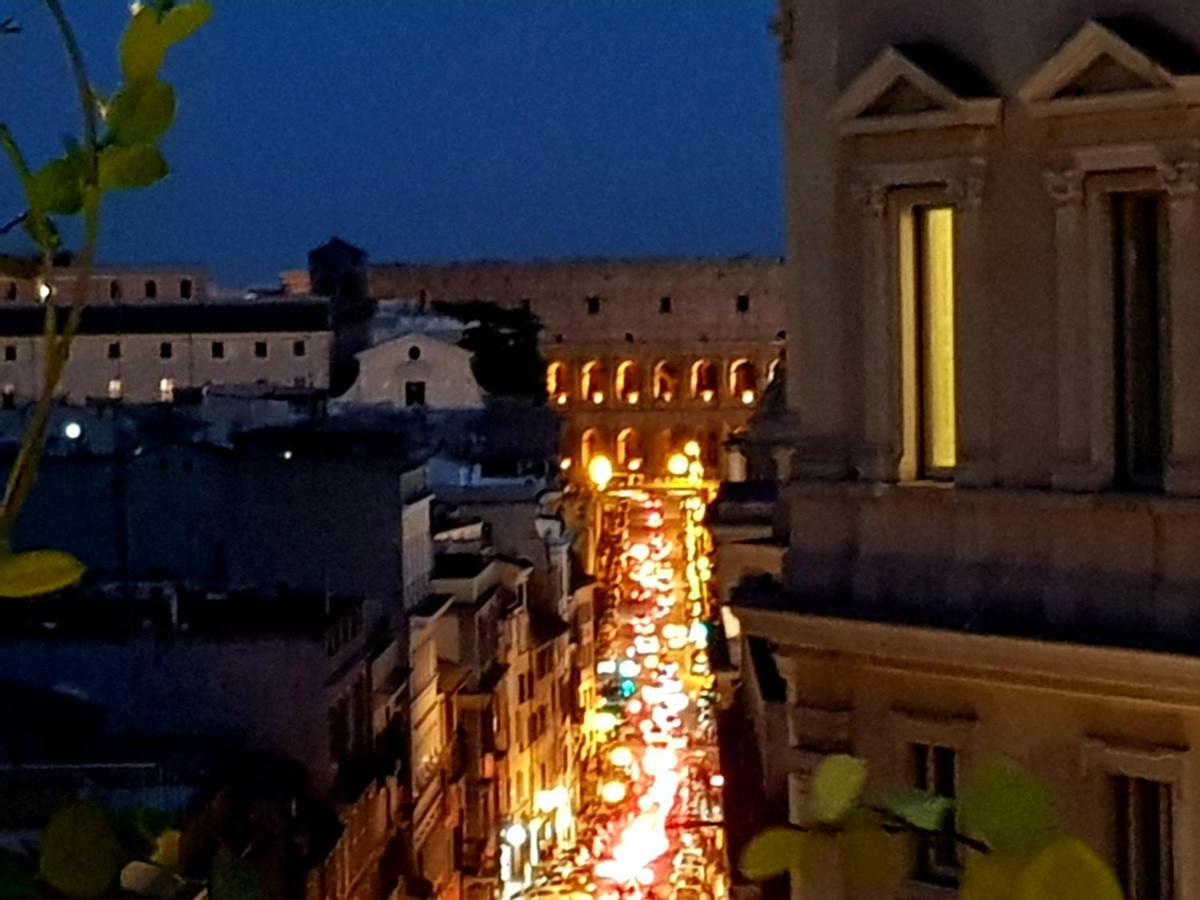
[767, 355, 784, 385]
[615, 360, 642, 405]
[547, 361, 570, 404]
[652, 360, 680, 402]
[581, 360, 608, 404]
[615, 427, 644, 469]
[580, 427, 607, 468]
[729, 359, 758, 405]
[690, 360, 718, 402]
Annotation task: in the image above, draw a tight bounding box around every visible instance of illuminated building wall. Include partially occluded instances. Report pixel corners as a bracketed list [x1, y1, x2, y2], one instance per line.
[728, 4, 1200, 897]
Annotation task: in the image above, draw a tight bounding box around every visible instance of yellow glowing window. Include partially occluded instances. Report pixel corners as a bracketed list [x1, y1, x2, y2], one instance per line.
[900, 206, 956, 478]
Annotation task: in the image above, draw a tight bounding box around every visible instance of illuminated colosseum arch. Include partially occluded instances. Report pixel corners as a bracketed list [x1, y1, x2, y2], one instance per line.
[652, 361, 680, 402]
[615, 360, 642, 405]
[615, 427, 644, 471]
[690, 360, 718, 402]
[729, 359, 758, 405]
[547, 361, 570, 405]
[581, 360, 608, 405]
[580, 428, 607, 469]
[767, 355, 784, 385]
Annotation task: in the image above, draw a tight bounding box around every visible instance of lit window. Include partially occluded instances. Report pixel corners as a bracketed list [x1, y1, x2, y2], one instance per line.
[107, 378, 123, 400]
[900, 205, 956, 479]
[690, 360, 718, 402]
[159, 377, 175, 403]
[616, 361, 640, 405]
[653, 361, 679, 402]
[254, 341, 268, 358]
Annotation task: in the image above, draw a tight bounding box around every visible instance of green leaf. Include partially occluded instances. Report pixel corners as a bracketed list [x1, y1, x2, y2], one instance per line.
[739, 826, 809, 881]
[28, 158, 82, 215]
[959, 756, 1055, 855]
[120, 9, 167, 81]
[160, 1, 212, 45]
[1015, 837, 1123, 900]
[962, 852, 1026, 900]
[810, 755, 868, 824]
[40, 801, 124, 899]
[209, 847, 260, 900]
[108, 79, 176, 145]
[0, 550, 86, 598]
[876, 788, 953, 833]
[99, 145, 169, 190]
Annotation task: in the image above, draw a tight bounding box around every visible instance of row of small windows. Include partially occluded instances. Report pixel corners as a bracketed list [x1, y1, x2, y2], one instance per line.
[2, 278, 194, 302]
[0, 338, 309, 362]
[584, 294, 754, 315]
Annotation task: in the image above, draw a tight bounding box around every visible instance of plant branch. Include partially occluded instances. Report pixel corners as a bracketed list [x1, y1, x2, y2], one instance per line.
[0, 0, 102, 545]
[0, 210, 27, 235]
[866, 806, 991, 855]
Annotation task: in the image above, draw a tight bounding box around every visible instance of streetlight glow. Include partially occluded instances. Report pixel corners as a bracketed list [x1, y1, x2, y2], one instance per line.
[667, 453, 689, 477]
[588, 454, 614, 490]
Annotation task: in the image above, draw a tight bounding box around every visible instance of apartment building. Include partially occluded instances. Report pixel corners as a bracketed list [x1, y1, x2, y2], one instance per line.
[0, 266, 332, 404]
[728, 3, 1200, 899]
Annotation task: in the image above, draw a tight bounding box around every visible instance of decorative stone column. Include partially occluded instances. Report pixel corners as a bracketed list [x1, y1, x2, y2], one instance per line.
[1161, 159, 1200, 494]
[855, 182, 897, 482]
[1045, 166, 1103, 490]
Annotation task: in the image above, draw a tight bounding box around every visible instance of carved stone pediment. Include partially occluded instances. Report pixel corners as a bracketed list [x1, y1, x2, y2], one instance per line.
[833, 46, 1002, 135]
[1020, 19, 1200, 114]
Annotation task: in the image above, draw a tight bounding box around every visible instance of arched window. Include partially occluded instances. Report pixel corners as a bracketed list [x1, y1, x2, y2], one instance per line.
[581, 361, 607, 405]
[615, 360, 641, 405]
[547, 361, 570, 405]
[729, 359, 758, 405]
[768, 356, 784, 385]
[144, 279, 157, 299]
[652, 361, 679, 402]
[615, 428, 643, 470]
[690, 360, 718, 402]
[580, 428, 606, 468]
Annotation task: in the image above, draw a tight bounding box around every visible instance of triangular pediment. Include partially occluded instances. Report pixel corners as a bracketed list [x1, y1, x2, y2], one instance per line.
[833, 46, 1001, 135]
[1020, 20, 1200, 113]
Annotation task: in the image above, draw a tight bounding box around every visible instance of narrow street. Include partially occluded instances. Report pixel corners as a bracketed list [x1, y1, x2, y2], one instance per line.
[519, 479, 728, 900]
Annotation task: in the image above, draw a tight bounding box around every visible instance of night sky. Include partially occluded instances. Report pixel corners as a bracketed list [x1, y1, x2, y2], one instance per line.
[0, 1, 783, 287]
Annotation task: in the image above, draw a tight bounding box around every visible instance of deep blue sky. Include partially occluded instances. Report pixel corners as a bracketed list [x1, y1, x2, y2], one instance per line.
[0, 1, 783, 286]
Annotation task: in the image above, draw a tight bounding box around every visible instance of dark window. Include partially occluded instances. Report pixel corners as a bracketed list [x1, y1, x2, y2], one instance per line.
[660, 296, 672, 314]
[520, 297, 531, 311]
[254, 341, 268, 358]
[144, 279, 157, 299]
[108, 342, 121, 360]
[625, 332, 634, 343]
[293, 339, 306, 357]
[211, 341, 225, 359]
[736, 294, 750, 313]
[5, 283, 16, 301]
[405, 381, 426, 407]
[776, 329, 787, 341]
[1112, 193, 1168, 490]
[109, 280, 121, 300]
[1, 389, 12, 409]
[408, 345, 421, 361]
[1113, 775, 1174, 900]
[913, 743, 959, 885]
[159, 341, 172, 360]
[3, 345, 14, 362]
[586, 295, 601, 315]
[179, 278, 193, 299]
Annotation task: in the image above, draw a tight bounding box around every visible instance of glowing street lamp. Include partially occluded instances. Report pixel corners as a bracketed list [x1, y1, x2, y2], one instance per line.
[684, 440, 701, 458]
[667, 454, 689, 477]
[504, 823, 528, 847]
[588, 455, 614, 491]
[601, 780, 628, 804]
[741, 389, 756, 405]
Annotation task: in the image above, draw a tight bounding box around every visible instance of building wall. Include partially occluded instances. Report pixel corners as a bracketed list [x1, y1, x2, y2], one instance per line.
[342, 334, 484, 409]
[367, 258, 787, 478]
[1, 267, 211, 304]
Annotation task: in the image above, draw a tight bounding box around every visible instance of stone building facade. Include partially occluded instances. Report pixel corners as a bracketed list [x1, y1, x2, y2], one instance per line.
[0, 267, 332, 404]
[729, 3, 1200, 899]
[365, 258, 788, 479]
